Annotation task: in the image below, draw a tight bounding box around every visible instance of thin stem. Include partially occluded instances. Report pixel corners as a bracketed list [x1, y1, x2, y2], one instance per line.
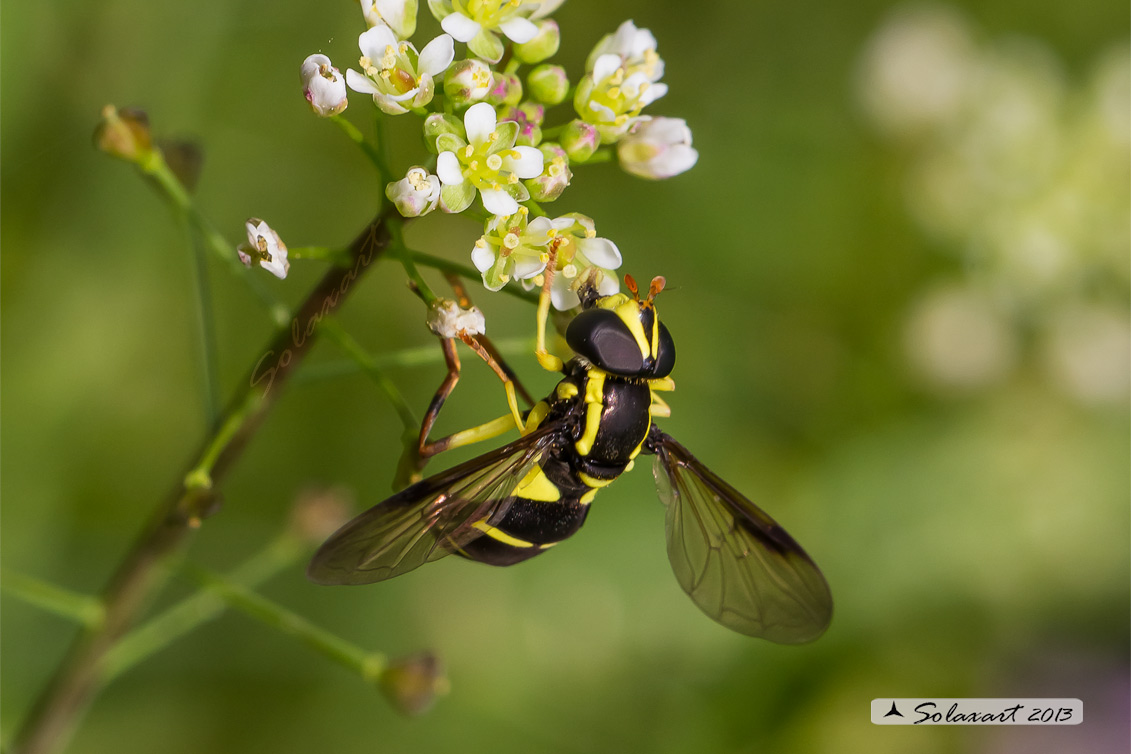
[184, 221, 222, 426]
[388, 221, 439, 304]
[409, 251, 539, 305]
[10, 209, 395, 754]
[330, 114, 385, 175]
[318, 318, 418, 431]
[183, 564, 386, 684]
[0, 571, 105, 629]
[141, 150, 288, 323]
[101, 535, 304, 681]
[291, 336, 537, 386]
[288, 245, 352, 265]
[573, 147, 614, 165]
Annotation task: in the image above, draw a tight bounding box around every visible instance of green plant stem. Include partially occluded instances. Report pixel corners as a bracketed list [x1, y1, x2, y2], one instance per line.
[318, 318, 418, 431]
[389, 222, 439, 304]
[574, 147, 614, 165]
[0, 571, 104, 629]
[184, 564, 385, 683]
[409, 251, 539, 305]
[10, 208, 396, 754]
[141, 150, 288, 325]
[330, 115, 385, 175]
[288, 245, 352, 265]
[184, 222, 222, 426]
[101, 535, 304, 681]
[292, 336, 537, 386]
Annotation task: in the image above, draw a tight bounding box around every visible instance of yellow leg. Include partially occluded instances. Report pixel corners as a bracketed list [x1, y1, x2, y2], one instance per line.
[535, 252, 564, 373]
[649, 377, 675, 418]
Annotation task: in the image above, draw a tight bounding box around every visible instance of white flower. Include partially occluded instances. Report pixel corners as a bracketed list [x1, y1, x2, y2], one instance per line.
[300, 54, 348, 117]
[346, 26, 454, 115]
[360, 0, 418, 39]
[585, 19, 665, 80]
[435, 102, 544, 215]
[238, 219, 290, 279]
[471, 210, 571, 290]
[574, 20, 668, 141]
[514, 213, 621, 309]
[427, 299, 486, 338]
[617, 117, 698, 179]
[386, 166, 441, 217]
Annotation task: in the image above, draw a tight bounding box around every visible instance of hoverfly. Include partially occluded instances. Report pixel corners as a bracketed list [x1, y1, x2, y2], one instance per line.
[309, 275, 832, 643]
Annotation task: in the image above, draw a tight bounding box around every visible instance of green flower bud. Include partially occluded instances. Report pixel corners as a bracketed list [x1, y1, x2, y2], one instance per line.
[524, 142, 572, 202]
[485, 72, 523, 108]
[526, 64, 569, 106]
[94, 105, 153, 164]
[513, 19, 560, 64]
[443, 59, 492, 107]
[422, 112, 464, 154]
[560, 119, 601, 162]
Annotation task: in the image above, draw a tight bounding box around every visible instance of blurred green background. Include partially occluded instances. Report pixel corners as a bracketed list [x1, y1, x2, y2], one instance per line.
[2, 1, 1128, 752]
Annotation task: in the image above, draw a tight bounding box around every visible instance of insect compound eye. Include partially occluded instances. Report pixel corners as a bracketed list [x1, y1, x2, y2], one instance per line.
[650, 322, 676, 378]
[566, 309, 646, 375]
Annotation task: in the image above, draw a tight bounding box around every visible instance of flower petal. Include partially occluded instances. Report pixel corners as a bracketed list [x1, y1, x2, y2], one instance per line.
[471, 242, 496, 272]
[436, 152, 465, 186]
[358, 23, 398, 57]
[498, 16, 538, 44]
[592, 53, 622, 83]
[374, 0, 417, 38]
[440, 12, 480, 42]
[346, 69, 380, 94]
[480, 187, 518, 216]
[513, 255, 547, 279]
[501, 146, 544, 179]
[529, 0, 565, 19]
[639, 82, 668, 107]
[577, 237, 622, 269]
[463, 102, 497, 145]
[418, 33, 454, 76]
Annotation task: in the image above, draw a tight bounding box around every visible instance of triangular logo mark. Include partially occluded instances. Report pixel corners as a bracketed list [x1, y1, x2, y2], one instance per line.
[884, 702, 903, 718]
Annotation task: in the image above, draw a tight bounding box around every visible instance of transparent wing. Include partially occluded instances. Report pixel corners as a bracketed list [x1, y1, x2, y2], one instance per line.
[308, 426, 559, 585]
[651, 431, 833, 643]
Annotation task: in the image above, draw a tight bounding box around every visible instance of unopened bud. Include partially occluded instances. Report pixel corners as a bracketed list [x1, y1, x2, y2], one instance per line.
[498, 103, 544, 147]
[443, 59, 492, 106]
[513, 19, 560, 64]
[485, 72, 522, 108]
[380, 652, 449, 716]
[526, 64, 569, 106]
[560, 119, 601, 162]
[94, 105, 153, 164]
[423, 112, 464, 154]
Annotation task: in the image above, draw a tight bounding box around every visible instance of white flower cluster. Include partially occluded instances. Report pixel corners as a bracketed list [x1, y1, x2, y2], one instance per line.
[258, 4, 700, 312]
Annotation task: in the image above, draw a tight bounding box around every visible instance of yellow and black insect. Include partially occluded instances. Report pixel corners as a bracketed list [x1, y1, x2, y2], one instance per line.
[309, 274, 832, 643]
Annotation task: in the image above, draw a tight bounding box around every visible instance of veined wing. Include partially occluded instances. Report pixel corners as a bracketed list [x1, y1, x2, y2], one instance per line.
[651, 431, 833, 643]
[308, 426, 560, 585]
